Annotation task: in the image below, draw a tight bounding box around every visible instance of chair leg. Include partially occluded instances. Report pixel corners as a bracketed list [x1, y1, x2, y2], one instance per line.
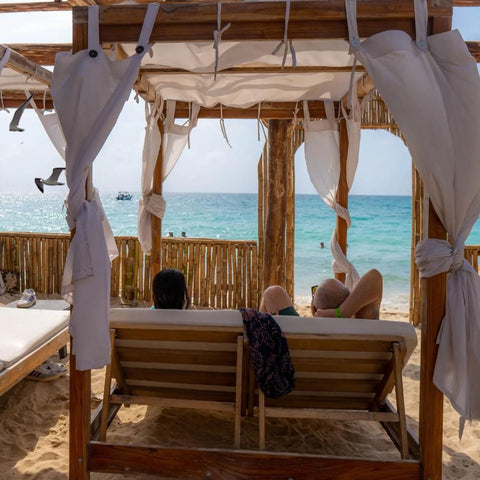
[393, 342, 409, 459]
[99, 330, 115, 441]
[259, 390, 265, 450]
[234, 336, 243, 449]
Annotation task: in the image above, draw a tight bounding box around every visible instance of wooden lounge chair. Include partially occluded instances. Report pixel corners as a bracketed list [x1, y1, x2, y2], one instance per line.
[99, 309, 247, 448]
[249, 316, 417, 459]
[0, 307, 70, 396]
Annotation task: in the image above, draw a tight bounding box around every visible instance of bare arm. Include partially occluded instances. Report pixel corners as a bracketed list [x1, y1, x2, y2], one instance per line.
[314, 269, 383, 319]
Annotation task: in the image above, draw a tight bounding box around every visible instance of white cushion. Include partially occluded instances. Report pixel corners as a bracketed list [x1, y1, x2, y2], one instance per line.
[109, 308, 417, 362]
[0, 309, 70, 371]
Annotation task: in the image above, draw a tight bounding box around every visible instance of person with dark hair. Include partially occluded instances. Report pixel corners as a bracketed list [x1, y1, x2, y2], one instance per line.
[152, 268, 190, 310]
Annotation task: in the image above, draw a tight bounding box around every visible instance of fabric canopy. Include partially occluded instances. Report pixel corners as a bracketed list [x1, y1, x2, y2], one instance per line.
[137, 99, 200, 255]
[346, 0, 480, 429]
[51, 3, 159, 370]
[122, 39, 363, 107]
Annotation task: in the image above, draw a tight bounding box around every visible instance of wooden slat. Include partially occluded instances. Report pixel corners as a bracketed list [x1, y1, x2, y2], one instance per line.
[116, 347, 237, 366]
[264, 407, 399, 422]
[122, 368, 236, 387]
[110, 394, 235, 412]
[88, 444, 422, 479]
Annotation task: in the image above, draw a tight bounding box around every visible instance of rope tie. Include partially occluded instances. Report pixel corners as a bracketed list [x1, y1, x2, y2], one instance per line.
[292, 101, 299, 129]
[213, 3, 231, 80]
[272, 0, 296, 68]
[219, 104, 232, 148]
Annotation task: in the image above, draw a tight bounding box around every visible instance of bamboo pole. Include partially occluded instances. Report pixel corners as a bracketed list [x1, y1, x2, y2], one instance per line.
[285, 122, 296, 300]
[263, 120, 288, 290]
[335, 117, 349, 284]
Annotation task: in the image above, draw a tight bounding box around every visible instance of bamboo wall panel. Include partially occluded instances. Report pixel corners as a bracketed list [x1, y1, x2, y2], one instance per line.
[0, 233, 259, 309]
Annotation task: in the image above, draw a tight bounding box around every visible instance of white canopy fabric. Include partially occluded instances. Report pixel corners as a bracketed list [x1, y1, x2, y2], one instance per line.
[50, 3, 160, 370]
[28, 95, 66, 160]
[137, 99, 200, 255]
[122, 39, 363, 106]
[346, 0, 480, 429]
[303, 98, 360, 289]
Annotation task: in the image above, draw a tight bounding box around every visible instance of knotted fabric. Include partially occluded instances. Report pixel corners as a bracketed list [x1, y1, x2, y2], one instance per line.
[240, 308, 295, 399]
[346, 0, 480, 429]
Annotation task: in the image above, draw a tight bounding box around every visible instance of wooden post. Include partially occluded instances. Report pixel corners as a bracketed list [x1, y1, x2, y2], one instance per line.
[285, 123, 296, 300]
[335, 117, 349, 284]
[69, 19, 90, 480]
[151, 118, 164, 300]
[263, 120, 288, 290]
[419, 202, 446, 480]
[419, 15, 450, 480]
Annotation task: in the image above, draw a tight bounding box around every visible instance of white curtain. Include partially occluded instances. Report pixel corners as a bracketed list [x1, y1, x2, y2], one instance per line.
[303, 99, 360, 289]
[346, 0, 480, 429]
[50, 4, 159, 370]
[137, 99, 200, 254]
[28, 94, 66, 160]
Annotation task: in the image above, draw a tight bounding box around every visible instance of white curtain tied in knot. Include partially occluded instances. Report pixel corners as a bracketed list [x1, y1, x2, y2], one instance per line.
[138, 99, 200, 254]
[51, 4, 160, 370]
[345, 0, 480, 432]
[303, 98, 361, 290]
[415, 239, 469, 278]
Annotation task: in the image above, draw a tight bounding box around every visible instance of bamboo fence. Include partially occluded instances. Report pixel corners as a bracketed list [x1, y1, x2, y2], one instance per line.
[0, 232, 259, 309]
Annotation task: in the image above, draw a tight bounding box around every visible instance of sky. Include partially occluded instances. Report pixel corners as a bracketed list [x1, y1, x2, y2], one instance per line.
[0, 4, 478, 195]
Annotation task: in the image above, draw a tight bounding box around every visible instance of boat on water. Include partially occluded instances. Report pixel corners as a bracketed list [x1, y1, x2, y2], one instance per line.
[116, 191, 132, 201]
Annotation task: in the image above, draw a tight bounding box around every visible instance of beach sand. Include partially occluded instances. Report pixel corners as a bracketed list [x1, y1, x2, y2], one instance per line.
[1, 295, 479, 479]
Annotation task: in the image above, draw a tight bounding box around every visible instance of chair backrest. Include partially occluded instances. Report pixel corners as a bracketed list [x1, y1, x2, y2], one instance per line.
[259, 333, 407, 410]
[111, 322, 244, 404]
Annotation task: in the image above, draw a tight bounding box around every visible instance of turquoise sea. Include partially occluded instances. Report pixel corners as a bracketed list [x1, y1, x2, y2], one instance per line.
[2, 191, 480, 310]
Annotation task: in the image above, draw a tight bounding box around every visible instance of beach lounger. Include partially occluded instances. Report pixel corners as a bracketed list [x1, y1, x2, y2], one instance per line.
[97, 309, 416, 459]
[99, 309, 247, 448]
[251, 316, 417, 459]
[0, 307, 70, 396]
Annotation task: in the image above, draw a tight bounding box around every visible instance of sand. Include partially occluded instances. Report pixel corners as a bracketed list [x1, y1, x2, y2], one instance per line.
[0, 295, 479, 479]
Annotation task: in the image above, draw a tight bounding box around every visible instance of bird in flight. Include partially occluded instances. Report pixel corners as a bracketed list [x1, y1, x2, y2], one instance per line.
[9, 93, 34, 132]
[35, 167, 66, 193]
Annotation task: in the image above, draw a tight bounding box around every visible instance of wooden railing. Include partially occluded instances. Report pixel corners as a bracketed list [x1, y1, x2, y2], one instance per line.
[0, 232, 259, 309]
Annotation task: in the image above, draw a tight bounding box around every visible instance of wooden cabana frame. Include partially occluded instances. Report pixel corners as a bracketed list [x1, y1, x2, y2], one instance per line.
[62, 1, 465, 479]
[0, 44, 54, 108]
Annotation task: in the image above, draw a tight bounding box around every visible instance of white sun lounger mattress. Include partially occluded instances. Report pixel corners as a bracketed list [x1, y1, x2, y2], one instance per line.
[0, 308, 70, 372]
[109, 308, 418, 363]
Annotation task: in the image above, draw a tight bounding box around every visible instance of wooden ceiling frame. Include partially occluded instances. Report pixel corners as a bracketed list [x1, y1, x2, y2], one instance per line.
[70, 0, 452, 119]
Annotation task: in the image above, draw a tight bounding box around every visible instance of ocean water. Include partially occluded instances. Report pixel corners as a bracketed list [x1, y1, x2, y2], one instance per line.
[2, 191, 480, 310]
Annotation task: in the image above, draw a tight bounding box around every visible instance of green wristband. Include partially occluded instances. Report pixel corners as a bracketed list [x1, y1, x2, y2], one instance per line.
[335, 307, 342, 318]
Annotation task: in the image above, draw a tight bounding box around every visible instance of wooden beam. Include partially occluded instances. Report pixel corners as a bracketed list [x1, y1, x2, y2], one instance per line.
[141, 66, 366, 75]
[453, 0, 480, 5]
[6, 44, 71, 66]
[71, 1, 452, 43]
[0, 2, 72, 13]
[263, 120, 288, 290]
[0, 45, 52, 85]
[165, 102, 328, 120]
[88, 443, 422, 479]
[466, 41, 480, 62]
[418, 15, 451, 480]
[69, 15, 91, 480]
